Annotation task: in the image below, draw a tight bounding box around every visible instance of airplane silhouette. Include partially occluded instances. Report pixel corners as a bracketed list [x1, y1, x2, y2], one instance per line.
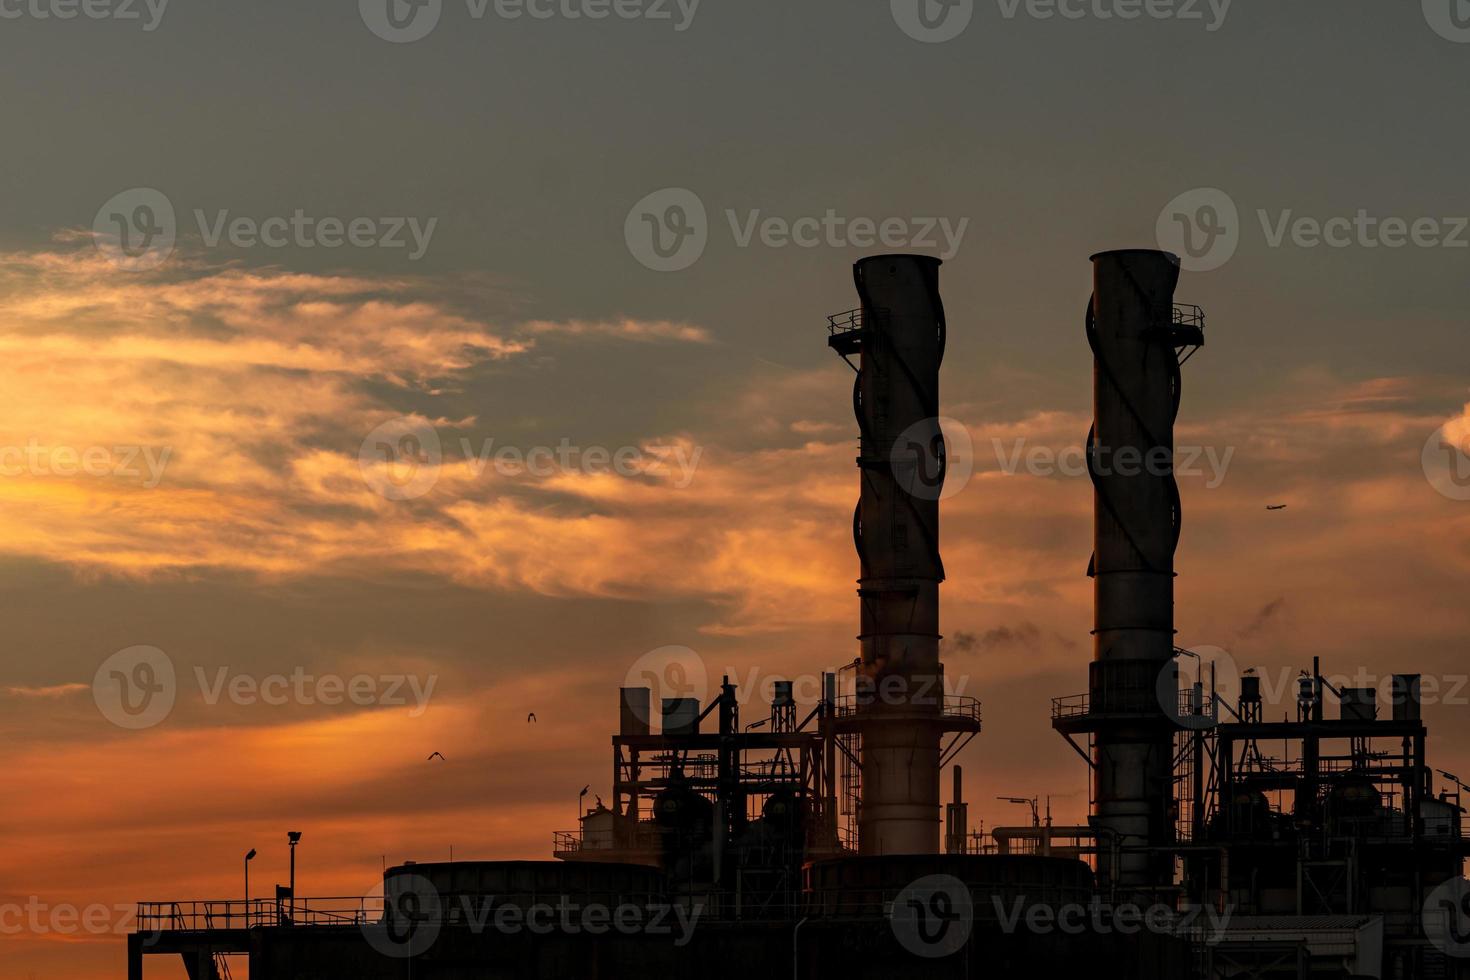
[1267, 504, 1287, 511]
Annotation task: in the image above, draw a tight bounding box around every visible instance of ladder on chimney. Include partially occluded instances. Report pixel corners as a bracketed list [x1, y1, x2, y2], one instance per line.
[837, 731, 862, 850]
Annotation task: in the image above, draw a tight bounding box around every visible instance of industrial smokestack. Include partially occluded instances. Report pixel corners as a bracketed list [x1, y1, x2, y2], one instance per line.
[1079, 249, 1202, 887]
[946, 765, 968, 855]
[830, 254, 947, 855]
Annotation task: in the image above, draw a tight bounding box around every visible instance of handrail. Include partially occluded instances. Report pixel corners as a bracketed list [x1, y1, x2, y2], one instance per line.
[1051, 693, 1090, 719]
[829, 693, 980, 725]
[825, 307, 891, 335]
[139, 890, 705, 932]
[136, 897, 376, 932]
[1050, 690, 1217, 722]
[1171, 303, 1205, 330]
[826, 309, 863, 334]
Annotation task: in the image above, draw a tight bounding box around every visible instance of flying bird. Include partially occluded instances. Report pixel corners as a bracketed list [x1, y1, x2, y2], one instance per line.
[1267, 504, 1288, 511]
[527, 712, 537, 723]
[427, 751, 446, 761]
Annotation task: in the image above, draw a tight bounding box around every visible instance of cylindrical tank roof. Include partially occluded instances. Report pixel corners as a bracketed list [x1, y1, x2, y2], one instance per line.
[1089, 248, 1180, 263]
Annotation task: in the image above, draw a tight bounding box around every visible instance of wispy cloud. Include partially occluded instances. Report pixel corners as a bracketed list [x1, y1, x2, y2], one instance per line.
[522, 318, 713, 344]
[2, 683, 89, 698]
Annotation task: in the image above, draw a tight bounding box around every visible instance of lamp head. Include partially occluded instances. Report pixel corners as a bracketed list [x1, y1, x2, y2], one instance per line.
[287, 831, 302, 845]
[246, 848, 257, 861]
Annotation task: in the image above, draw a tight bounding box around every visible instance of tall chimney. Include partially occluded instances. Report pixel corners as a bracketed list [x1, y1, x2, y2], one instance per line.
[831, 254, 947, 855]
[946, 765, 968, 855]
[1082, 249, 1198, 887]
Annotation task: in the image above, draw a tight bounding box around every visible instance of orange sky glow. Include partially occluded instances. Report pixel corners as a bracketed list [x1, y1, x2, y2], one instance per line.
[2, 243, 1469, 979]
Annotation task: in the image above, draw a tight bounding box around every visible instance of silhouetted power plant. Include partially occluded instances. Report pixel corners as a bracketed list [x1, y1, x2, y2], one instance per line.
[128, 253, 1469, 980]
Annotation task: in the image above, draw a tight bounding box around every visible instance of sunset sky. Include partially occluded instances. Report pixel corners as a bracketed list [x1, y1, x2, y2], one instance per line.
[3, 2, 1470, 977]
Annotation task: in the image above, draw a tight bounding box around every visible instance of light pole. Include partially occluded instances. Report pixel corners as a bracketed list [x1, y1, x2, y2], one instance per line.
[244, 849, 256, 925]
[577, 786, 589, 832]
[997, 796, 1040, 828]
[287, 832, 302, 924]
